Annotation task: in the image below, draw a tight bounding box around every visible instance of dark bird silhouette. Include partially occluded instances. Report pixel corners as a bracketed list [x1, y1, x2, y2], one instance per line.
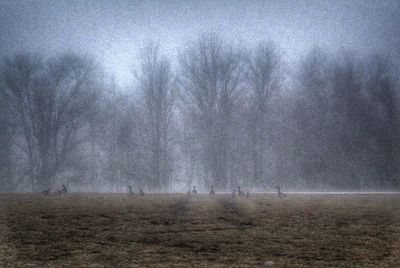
[139, 189, 145, 196]
[210, 185, 215, 195]
[276, 186, 286, 198]
[192, 186, 197, 195]
[128, 185, 134, 197]
[246, 191, 250, 198]
[232, 188, 237, 197]
[41, 188, 50, 196]
[237, 186, 245, 196]
[54, 185, 67, 196]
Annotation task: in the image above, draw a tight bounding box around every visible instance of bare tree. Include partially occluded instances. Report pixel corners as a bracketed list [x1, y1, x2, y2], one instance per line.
[179, 34, 242, 188]
[366, 54, 399, 188]
[290, 49, 400, 189]
[244, 41, 282, 185]
[291, 47, 332, 188]
[1, 53, 99, 190]
[136, 43, 174, 190]
[0, 82, 15, 191]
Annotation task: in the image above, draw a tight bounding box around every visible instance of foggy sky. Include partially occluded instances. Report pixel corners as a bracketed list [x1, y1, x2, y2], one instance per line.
[1, 0, 399, 85]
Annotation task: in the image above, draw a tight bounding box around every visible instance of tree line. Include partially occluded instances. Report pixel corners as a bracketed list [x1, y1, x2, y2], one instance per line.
[0, 34, 399, 192]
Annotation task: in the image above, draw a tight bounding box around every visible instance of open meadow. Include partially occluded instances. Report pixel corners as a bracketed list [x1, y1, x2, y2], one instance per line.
[1, 193, 400, 267]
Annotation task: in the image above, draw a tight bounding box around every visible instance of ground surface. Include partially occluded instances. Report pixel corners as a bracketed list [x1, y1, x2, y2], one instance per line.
[0, 193, 399, 267]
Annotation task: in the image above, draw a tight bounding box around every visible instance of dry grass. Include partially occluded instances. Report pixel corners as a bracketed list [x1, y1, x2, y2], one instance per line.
[0, 193, 399, 267]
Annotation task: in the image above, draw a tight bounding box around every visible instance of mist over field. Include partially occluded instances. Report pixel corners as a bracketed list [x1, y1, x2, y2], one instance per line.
[0, 0, 400, 193]
[2, 2, 400, 267]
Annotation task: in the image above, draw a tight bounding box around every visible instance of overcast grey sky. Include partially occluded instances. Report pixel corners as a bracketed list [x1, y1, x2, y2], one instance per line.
[1, 0, 399, 85]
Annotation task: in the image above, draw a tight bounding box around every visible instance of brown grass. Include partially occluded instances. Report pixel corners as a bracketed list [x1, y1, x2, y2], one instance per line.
[0, 193, 399, 267]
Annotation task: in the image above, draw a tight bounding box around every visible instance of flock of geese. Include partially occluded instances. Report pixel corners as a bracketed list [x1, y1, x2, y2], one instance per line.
[41, 184, 287, 198]
[128, 185, 145, 197]
[187, 185, 287, 198]
[41, 184, 67, 196]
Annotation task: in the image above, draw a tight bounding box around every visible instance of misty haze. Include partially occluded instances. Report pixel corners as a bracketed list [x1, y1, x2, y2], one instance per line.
[0, 0, 399, 267]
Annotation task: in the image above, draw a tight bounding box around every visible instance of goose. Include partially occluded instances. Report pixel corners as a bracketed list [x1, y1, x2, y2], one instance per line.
[41, 188, 50, 196]
[128, 185, 134, 197]
[232, 188, 237, 197]
[192, 186, 197, 195]
[276, 186, 286, 198]
[237, 186, 245, 196]
[210, 186, 215, 195]
[53, 185, 67, 196]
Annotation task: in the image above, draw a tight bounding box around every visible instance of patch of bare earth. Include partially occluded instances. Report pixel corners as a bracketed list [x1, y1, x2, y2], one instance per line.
[0, 193, 399, 267]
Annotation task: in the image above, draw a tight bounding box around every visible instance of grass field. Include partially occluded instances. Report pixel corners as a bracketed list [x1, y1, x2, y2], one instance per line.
[1, 193, 400, 267]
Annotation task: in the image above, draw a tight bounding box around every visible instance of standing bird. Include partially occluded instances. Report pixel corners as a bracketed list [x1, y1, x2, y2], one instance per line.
[139, 189, 145, 196]
[237, 186, 245, 196]
[192, 186, 197, 195]
[246, 191, 250, 198]
[41, 188, 50, 196]
[232, 189, 237, 197]
[210, 186, 215, 195]
[276, 186, 286, 198]
[128, 186, 134, 197]
[53, 185, 67, 196]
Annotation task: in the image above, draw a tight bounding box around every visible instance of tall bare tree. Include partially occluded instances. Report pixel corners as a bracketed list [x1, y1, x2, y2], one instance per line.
[292, 48, 332, 188]
[366, 55, 399, 188]
[179, 34, 242, 188]
[1, 53, 99, 190]
[0, 81, 15, 191]
[244, 41, 282, 185]
[136, 43, 174, 190]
